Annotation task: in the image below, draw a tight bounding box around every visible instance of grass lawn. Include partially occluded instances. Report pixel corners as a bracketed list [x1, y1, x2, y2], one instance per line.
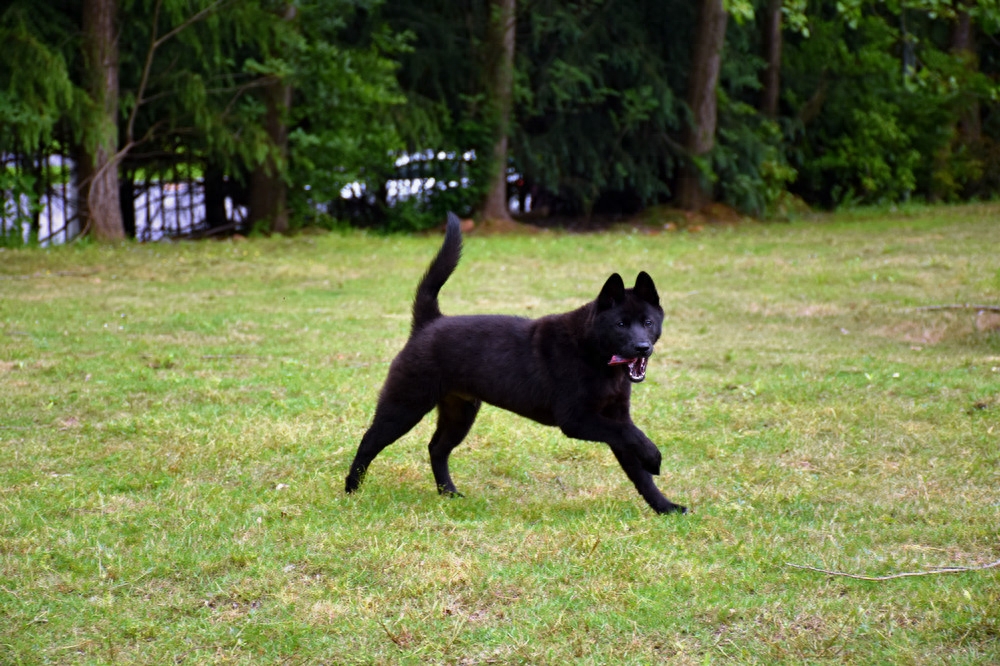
[2, 204, 999, 664]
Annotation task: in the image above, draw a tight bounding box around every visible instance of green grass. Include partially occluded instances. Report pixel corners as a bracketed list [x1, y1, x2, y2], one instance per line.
[2, 204, 999, 664]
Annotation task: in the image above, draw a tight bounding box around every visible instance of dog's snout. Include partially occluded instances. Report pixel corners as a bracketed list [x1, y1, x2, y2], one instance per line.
[634, 341, 652, 356]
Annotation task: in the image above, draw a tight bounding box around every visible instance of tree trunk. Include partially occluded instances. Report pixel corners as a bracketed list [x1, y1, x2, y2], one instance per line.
[480, 0, 515, 222]
[119, 166, 136, 238]
[931, 5, 981, 202]
[203, 165, 230, 232]
[29, 149, 44, 244]
[80, 0, 125, 242]
[676, 0, 727, 211]
[248, 4, 295, 235]
[248, 77, 292, 234]
[951, 8, 981, 145]
[759, 0, 782, 119]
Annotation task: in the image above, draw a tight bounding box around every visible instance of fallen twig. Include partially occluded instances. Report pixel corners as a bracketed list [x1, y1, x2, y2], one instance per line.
[201, 354, 265, 360]
[913, 304, 1000, 313]
[377, 618, 407, 649]
[786, 558, 1000, 581]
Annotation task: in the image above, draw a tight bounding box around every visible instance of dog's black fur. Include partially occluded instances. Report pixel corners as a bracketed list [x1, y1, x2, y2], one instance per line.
[345, 213, 686, 514]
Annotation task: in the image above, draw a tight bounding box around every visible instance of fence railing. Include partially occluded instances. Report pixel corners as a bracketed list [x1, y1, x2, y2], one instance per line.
[2, 153, 247, 245]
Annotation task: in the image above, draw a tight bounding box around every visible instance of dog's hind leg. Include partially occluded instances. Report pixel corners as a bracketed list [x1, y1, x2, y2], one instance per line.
[608, 445, 687, 515]
[428, 394, 481, 496]
[345, 394, 435, 494]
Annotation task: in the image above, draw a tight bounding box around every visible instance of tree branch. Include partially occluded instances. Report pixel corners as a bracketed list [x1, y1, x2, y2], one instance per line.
[127, 0, 231, 145]
[73, 0, 232, 242]
[377, 618, 407, 649]
[786, 558, 1000, 581]
[913, 304, 1000, 313]
[153, 0, 228, 50]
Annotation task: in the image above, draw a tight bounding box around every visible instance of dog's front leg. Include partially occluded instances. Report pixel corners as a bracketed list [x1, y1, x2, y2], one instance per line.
[607, 444, 687, 515]
[596, 401, 664, 476]
[557, 414, 684, 513]
[558, 414, 662, 475]
[622, 425, 663, 476]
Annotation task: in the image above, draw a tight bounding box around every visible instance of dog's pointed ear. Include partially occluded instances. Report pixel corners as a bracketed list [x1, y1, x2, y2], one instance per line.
[633, 271, 660, 307]
[597, 273, 626, 310]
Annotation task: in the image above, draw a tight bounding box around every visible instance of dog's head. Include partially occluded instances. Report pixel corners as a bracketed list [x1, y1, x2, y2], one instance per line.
[594, 272, 664, 383]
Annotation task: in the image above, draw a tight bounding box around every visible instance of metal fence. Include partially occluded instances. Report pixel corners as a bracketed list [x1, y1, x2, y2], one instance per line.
[2, 151, 247, 245]
[2, 147, 532, 243]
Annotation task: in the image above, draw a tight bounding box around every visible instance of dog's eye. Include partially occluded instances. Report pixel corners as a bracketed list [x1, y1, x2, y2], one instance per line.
[617, 321, 626, 328]
[644, 319, 653, 328]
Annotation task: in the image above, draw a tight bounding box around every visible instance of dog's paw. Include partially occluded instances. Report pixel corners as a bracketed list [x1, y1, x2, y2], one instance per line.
[655, 501, 687, 515]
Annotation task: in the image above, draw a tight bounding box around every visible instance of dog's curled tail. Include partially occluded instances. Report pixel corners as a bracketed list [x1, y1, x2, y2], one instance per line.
[411, 212, 463, 334]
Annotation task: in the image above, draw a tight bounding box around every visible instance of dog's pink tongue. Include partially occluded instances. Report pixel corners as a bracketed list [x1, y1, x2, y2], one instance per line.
[608, 355, 637, 366]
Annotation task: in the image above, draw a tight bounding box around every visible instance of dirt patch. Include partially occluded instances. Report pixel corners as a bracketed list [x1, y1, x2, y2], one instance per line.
[875, 321, 954, 345]
[975, 311, 1000, 332]
[745, 302, 848, 318]
[482, 202, 756, 234]
[873, 311, 976, 345]
[468, 216, 541, 235]
[797, 304, 848, 317]
[646, 203, 749, 232]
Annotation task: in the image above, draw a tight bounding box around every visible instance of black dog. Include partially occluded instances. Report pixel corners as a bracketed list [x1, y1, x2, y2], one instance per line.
[345, 213, 686, 514]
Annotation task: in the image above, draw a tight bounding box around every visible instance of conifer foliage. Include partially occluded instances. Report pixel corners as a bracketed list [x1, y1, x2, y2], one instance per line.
[3, 1, 1000, 239]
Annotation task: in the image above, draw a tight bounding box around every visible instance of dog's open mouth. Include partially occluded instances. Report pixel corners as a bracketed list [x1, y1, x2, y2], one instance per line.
[608, 355, 648, 382]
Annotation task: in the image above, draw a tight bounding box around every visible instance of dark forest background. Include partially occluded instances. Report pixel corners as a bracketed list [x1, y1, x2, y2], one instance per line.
[3, 0, 1000, 241]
